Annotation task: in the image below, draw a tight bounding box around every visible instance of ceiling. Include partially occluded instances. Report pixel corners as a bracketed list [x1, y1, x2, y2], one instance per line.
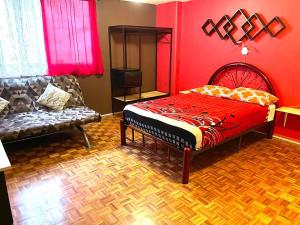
[121, 0, 190, 5]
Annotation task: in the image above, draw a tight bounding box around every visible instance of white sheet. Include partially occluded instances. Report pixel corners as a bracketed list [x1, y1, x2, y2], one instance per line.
[267, 104, 276, 122]
[124, 104, 203, 149]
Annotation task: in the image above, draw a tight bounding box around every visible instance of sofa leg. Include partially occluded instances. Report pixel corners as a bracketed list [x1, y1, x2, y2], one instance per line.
[76, 125, 91, 149]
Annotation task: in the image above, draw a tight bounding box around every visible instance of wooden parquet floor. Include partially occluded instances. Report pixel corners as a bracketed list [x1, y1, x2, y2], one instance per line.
[3, 115, 300, 225]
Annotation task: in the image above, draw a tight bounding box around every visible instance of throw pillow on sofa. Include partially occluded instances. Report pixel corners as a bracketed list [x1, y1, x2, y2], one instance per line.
[37, 83, 71, 110]
[0, 97, 9, 113]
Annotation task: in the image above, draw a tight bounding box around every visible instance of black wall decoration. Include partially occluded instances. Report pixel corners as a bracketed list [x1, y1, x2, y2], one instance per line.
[202, 9, 286, 44]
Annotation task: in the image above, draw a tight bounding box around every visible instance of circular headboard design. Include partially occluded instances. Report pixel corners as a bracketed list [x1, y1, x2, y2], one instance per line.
[208, 62, 276, 95]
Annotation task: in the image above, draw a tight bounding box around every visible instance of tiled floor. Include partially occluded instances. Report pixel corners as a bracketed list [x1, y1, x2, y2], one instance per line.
[3, 115, 300, 225]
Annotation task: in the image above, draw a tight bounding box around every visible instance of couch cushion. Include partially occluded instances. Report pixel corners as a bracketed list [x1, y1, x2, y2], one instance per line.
[0, 107, 100, 141]
[0, 75, 85, 118]
[0, 97, 9, 113]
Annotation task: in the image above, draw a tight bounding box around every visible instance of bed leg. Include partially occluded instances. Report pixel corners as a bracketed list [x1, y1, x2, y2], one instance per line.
[267, 121, 275, 139]
[131, 129, 135, 143]
[142, 134, 145, 146]
[182, 147, 192, 184]
[120, 119, 126, 145]
[167, 146, 171, 161]
[238, 135, 243, 150]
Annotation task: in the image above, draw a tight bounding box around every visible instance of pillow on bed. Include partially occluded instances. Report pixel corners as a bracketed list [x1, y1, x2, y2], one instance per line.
[191, 85, 232, 98]
[229, 87, 278, 106]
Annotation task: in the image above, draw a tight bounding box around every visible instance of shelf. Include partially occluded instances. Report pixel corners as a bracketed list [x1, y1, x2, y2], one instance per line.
[109, 25, 172, 113]
[276, 106, 300, 127]
[113, 91, 168, 102]
[109, 25, 172, 34]
[111, 68, 140, 72]
[276, 106, 300, 115]
[179, 90, 192, 94]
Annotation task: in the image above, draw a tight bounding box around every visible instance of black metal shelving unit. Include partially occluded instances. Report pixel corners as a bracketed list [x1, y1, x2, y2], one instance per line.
[108, 25, 173, 113]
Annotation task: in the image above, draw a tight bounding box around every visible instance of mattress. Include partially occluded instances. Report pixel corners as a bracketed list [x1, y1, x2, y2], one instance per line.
[123, 93, 275, 151]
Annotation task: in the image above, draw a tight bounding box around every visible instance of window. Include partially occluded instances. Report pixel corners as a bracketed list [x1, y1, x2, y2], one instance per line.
[0, 0, 103, 78]
[0, 0, 47, 77]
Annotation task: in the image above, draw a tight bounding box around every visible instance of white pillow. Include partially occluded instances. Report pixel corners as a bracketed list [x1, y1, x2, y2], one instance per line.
[37, 83, 71, 110]
[0, 97, 9, 113]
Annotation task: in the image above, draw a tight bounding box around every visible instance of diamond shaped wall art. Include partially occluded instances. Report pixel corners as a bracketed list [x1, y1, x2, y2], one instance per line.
[202, 9, 286, 44]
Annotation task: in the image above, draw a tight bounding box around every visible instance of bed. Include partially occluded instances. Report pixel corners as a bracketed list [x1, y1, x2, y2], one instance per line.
[120, 62, 277, 184]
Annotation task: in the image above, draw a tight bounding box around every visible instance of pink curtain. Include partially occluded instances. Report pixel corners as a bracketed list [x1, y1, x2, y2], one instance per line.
[41, 0, 104, 76]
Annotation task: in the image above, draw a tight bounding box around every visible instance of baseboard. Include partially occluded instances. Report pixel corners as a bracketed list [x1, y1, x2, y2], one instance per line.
[273, 135, 300, 145]
[102, 111, 122, 117]
[253, 131, 300, 145]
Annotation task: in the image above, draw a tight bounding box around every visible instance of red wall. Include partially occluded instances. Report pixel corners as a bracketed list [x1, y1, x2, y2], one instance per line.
[156, 1, 182, 95]
[157, 0, 300, 142]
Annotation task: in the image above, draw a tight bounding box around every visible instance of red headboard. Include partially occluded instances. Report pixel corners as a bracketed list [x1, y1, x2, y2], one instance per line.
[208, 62, 276, 95]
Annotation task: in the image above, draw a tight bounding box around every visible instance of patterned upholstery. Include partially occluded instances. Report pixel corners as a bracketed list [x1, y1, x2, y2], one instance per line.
[0, 75, 85, 118]
[0, 75, 100, 141]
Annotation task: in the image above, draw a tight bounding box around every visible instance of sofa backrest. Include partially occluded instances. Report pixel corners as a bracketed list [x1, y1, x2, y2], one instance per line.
[0, 75, 85, 118]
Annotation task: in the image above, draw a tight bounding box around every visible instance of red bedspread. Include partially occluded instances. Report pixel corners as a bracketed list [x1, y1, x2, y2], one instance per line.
[128, 93, 270, 148]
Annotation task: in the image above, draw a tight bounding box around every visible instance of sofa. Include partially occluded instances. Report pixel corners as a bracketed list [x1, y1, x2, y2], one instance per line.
[0, 75, 101, 148]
